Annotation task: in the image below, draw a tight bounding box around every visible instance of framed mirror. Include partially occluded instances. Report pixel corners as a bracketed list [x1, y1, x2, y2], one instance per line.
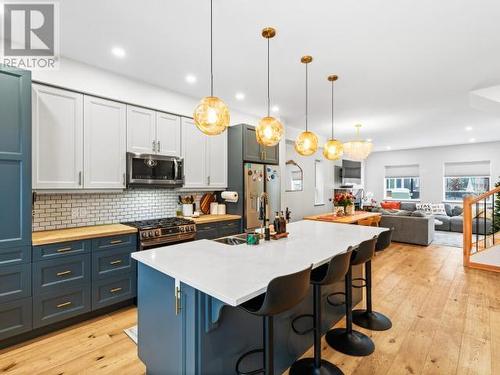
[286, 160, 303, 192]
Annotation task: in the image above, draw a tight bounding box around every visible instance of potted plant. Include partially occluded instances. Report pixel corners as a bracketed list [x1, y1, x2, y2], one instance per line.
[334, 192, 355, 215]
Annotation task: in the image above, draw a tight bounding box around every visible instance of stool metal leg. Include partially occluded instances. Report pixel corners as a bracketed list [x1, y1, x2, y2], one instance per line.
[264, 315, 274, 375]
[290, 285, 343, 375]
[352, 261, 392, 331]
[325, 266, 375, 356]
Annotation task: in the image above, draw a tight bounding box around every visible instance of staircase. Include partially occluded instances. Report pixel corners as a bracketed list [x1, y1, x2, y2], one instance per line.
[463, 186, 500, 272]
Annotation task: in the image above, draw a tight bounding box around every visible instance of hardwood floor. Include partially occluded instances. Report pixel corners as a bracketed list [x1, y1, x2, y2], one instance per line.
[1, 242, 499, 374]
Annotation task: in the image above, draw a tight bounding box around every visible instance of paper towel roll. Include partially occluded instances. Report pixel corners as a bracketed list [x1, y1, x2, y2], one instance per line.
[221, 191, 238, 202]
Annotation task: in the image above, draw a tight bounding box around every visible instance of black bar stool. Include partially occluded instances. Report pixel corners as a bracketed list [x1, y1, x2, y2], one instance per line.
[352, 229, 393, 331]
[236, 266, 312, 375]
[325, 237, 377, 357]
[289, 248, 354, 375]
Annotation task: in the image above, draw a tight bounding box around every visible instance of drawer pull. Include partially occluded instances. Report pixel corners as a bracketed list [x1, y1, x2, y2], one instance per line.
[56, 270, 72, 277]
[110, 260, 122, 265]
[110, 239, 123, 244]
[57, 301, 72, 308]
[56, 247, 72, 253]
[110, 287, 122, 293]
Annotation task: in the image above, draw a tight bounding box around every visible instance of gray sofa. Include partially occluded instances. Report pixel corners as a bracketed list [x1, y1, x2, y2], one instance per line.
[380, 214, 434, 246]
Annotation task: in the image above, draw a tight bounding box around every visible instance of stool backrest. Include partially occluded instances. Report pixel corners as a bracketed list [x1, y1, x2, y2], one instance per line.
[351, 236, 377, 266]
[315, 247, 354, 286]
[358, 218, 374, 226]
[376, 228, 393, 252]
[257, 265, 312, 316]
[371, 216, 381, 227]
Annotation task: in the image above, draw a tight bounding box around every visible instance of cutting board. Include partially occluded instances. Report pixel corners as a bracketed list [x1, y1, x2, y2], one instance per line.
[200, 193, 216, 214]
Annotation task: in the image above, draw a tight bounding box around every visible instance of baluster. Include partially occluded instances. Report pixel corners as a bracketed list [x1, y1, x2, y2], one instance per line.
[484, 198, 487, 249]
[475, 202, 479, 253]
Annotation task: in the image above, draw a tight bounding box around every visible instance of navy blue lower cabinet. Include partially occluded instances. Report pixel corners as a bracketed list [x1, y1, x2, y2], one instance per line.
[33, 240, 91, 261]
[217, 220, 241, 237]
[92, 234, 135, 250]
[136, 262, 363, 374]
[0, 297, 32, 340]
[195, 223, 219, 240]
[32, 284, 91, 329]
[32, 254, 91, 295]
[92, 272, 136, 310]
[0, 263, 31, 304]
[92, 246, 135, 280]
[0, 246, 31, 267]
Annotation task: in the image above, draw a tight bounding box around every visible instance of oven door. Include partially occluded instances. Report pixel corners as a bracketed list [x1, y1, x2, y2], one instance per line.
[127, 153, 184, 187]
[140, 236, 195, 251]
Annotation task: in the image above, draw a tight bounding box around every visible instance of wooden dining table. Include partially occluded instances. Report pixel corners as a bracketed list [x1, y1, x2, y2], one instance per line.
[303, 211, 382, 224]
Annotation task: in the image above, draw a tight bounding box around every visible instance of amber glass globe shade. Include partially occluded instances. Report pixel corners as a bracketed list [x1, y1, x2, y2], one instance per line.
[256, 116, 284, 147]
[193, 96, 230, 136]
[323, 138, 344, 160]
[295, 131, 318, 156]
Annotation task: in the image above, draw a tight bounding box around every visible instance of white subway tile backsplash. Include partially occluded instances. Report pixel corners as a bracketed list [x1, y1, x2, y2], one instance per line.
[32, 189, 210, 231]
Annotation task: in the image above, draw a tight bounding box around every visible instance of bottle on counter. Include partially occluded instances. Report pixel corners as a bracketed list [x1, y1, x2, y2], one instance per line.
[280, 211, 287, 233]
[285, 207, 291, 223]
[273, 212, 280, 234]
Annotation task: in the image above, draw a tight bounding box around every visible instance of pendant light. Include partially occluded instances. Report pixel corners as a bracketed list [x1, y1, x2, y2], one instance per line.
[343, 124, 373, 160]
[193, 0, 230, 136]
[255, 27, 284, 147]
[323, 75, 344, 160]
[295, 56, 318, 156]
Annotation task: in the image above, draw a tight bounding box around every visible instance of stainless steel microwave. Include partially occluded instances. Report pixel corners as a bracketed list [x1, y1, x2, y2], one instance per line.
[126, 153, 184, 188]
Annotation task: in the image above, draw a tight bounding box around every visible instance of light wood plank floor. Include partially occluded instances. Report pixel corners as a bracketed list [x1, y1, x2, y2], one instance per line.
[1, 242, 499, 375]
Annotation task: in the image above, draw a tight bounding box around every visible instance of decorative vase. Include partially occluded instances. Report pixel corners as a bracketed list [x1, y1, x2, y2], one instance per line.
[335, 206, 344, 216]
[345, 205, 355, 215]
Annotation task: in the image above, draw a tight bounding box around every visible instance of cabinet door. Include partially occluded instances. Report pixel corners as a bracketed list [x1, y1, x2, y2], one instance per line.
[84, 96, 126, 189]
[32, 84, 84, 189]
[181, 118, 208, 188]
[126, 105, 156, 154]
[207, 132, 227, 188]
[261, 144, 279, 165]
[156, 112, 181, 157]
[0, 67, 31, 250]
[242, 125, 262, 163]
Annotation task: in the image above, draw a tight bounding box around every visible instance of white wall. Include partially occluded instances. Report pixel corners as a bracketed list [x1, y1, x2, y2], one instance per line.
[365, 141, 500, 204]
[32, 58, 259, 125]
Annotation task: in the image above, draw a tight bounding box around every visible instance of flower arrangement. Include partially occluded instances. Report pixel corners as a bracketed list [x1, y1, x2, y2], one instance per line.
[334, 192, 355, 208]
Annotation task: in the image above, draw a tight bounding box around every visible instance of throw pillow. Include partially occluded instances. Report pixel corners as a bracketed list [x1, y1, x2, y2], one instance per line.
[452, 206, 463, 216]
[431, 203, 447, 216]
[416, 203, 433, 214]
[445, 204, 453, 217]
[381, 201, 401, 209]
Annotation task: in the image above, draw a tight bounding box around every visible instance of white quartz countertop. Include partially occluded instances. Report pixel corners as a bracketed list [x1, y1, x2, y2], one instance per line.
[131, 220, 387, 306]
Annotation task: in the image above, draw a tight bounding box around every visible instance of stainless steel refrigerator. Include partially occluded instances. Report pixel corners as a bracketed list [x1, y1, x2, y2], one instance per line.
[244, 163, 281, 229]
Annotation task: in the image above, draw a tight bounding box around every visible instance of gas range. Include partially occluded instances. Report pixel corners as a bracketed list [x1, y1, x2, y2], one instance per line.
[123, 217, 196, 250]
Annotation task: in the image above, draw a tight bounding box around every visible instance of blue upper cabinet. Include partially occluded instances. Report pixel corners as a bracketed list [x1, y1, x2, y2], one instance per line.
[0, 66, 32, 250]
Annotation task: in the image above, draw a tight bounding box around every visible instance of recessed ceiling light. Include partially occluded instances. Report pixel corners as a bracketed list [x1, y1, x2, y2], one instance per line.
[386, 146, 392, 150]
[185, 74, 197, 84]
[235, 92, 245, 101]
[271, 105, 279, 112]
[366, 138, 373, 142]
[111, 46, 126, 58]
[469, 138, 476, 143]
[465, 126, 473, 131]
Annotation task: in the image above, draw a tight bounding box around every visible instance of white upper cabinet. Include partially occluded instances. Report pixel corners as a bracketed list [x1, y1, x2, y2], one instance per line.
[32, 84, 84, 189]
[126, 105, 156, 154]
[207, 132, 228, 188]
[156, 112, 181, 157]
[84, 96, 126, 189]
[181, 118, 227, 189]
[182, 118, 207, 188]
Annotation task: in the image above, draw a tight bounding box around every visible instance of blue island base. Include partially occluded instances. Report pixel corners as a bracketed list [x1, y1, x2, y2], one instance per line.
[137, 263, 363, 375]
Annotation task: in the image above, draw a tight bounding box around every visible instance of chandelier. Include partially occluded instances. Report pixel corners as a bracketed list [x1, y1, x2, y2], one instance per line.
[343, 124, 373, 160]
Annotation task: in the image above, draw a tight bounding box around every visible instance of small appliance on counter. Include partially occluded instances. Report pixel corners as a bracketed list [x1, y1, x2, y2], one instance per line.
[126, 152, 184, 188]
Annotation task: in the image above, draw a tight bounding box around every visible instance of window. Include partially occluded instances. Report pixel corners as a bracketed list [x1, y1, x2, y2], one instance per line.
[444, 176, 490, 202]
[384, 164, 420, 201]
[443, 161, 491, 202]
[314, 160, 324, 205]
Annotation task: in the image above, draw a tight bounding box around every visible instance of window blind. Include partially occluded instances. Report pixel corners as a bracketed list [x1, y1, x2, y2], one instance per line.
[444, 161, 490, 177]
[384, 164, 419, 178]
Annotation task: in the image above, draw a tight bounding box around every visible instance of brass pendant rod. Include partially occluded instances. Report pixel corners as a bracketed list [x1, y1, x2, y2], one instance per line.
[331, 80, 335, 139]
[267, 37, 270, 117]
[305, 63, 308, 132]
[210, 0, 214, 97]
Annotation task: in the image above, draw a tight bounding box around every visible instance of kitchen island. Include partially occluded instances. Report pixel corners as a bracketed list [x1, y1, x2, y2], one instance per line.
[132, 220, 386, 375]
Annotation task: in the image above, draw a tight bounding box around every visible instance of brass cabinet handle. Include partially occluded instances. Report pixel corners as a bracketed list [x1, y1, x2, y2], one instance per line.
[110, 239, 122, 244]
[56, 270, 72, 277]
[110, 260, 122, 265]
[110, 287, 122, 293]
[175, 286, 181, 315]
[56, 247, 72, 253]
[57, 301, 72, 308]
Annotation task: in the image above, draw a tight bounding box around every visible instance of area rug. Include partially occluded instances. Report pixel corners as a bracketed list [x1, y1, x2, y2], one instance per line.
[433, 230, 463, 248]
[124, 325, 138, 344]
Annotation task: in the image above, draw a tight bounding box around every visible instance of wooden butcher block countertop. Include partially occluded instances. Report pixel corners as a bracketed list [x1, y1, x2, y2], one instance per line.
[184, 214, 242, 225]
[32, 224, 138, 246]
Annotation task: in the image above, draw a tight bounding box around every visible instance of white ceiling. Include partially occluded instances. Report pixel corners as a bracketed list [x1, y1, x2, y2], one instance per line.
[59, 0, 500, 151]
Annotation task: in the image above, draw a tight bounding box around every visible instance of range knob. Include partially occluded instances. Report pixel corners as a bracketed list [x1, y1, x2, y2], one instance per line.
[141, 232, 147, 238]
[180, 227, 185, 232]
[155, 230, 160, 236]
[149, 230, 154, 238]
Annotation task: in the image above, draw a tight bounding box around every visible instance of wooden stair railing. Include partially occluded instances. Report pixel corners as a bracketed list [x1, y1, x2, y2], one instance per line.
[463, 186, 500, 271]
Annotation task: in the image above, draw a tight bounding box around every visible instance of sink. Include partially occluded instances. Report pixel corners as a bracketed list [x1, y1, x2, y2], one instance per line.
[213, 236, 247, 246]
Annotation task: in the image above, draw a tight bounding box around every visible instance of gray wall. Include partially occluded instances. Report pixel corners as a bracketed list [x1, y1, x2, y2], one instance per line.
[365, 141, 500, 204]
